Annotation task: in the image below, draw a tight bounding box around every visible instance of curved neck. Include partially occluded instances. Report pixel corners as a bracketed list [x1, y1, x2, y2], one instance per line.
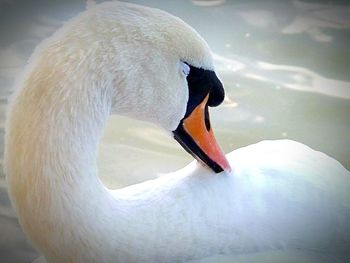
[6, 73, 116, 259]
[31, 83, 112, 187]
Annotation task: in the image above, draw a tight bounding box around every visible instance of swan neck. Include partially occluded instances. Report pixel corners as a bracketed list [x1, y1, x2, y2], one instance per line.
[7, 73, 113, 189]
[4, 72, 116, 258]
[44, 91, 111, 185]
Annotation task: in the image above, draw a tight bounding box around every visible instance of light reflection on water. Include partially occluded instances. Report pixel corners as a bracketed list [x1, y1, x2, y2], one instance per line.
[0, 0, 349, 262]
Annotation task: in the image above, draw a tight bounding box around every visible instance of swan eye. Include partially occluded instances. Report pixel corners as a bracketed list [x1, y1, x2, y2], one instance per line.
[181, 62, 190, 76]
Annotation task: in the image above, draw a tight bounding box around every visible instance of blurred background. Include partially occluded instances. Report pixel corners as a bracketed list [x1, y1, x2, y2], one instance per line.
[0, 0, 349, 262]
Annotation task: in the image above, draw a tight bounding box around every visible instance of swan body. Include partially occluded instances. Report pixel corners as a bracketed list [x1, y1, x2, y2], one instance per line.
[4, 1, 350, 262]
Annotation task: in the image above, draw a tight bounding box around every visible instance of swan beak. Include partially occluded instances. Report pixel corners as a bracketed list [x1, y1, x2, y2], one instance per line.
[173, 95, 231, 173]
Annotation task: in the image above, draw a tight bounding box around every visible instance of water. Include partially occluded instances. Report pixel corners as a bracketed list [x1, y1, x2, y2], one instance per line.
[0, 0, 349, 262]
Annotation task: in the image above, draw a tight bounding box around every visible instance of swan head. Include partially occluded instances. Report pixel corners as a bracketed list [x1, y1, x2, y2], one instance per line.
[41, 2, 230, 173]
[87, 2, 231, 173]
[172, 63, 231, 173]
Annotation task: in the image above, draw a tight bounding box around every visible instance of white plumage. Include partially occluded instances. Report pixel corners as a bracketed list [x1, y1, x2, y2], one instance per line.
[4, 1, 350, 263]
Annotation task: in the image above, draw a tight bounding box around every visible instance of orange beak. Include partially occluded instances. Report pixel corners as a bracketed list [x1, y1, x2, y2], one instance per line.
[173, 95, 231, 173]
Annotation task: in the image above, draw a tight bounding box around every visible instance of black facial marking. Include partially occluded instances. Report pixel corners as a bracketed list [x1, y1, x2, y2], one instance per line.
[184, 63, 225, 119]
[171, 63, 225, 173]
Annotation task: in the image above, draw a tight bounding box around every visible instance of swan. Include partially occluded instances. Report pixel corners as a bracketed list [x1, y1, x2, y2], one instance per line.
[4, 1, 350, 262]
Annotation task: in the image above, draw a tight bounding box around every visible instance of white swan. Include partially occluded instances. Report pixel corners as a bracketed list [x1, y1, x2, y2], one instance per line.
[4, 1, 350, 263]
